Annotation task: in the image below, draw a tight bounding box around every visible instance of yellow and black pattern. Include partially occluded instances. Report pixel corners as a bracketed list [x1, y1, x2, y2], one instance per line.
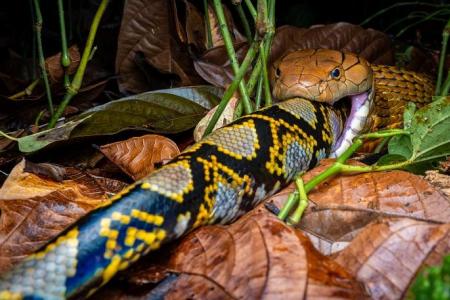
[0, 98, 345, 299]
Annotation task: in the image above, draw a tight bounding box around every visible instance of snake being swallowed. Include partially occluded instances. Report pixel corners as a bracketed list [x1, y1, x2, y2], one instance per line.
[0, 49, 435, 299]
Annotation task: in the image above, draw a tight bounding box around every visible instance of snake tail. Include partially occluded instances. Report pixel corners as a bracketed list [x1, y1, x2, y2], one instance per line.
[0, 98, 346, 300]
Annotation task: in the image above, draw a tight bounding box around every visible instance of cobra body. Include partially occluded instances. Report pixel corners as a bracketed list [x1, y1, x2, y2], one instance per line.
[0, 49, 434, 299]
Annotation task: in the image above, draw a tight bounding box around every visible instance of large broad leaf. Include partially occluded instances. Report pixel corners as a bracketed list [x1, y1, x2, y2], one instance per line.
[16, 86, 222, 153]
[381, 96, 450, 173]
[195, 22, 394, 88]
[115, 0, 205, 93]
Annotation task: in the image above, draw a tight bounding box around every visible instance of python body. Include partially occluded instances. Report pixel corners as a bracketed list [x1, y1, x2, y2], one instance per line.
[0, 49, 434, 299]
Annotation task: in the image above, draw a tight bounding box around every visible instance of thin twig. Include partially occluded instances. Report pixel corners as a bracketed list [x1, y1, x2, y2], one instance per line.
[57, 0, 71, 88]
[212, 0, 253, 115]
[436, 18, 450, 95]
[48, 0, 110, 128]
[33, 0, 54, 115]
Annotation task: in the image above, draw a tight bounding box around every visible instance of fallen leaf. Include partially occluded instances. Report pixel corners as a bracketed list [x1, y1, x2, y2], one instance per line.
[334, 218, 450, 300]
[267, 159, 450, 255]
[92, 205, 366, 299]
[13, 86, 221, 153]
[0, 160, 127, 272]
[115, 0, 204, 93]
[206, 2, 246, 48]
[100, 134, 180, 180]
[16, 115, 91, 153]
[193, 42, 249, 88]
[193, 96, 239, 141]
[45, 45, 81, 84]
[195, 22, 394, 87]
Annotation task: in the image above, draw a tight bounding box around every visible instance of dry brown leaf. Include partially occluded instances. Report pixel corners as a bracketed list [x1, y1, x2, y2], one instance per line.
[195, 22, 394, 88]
[267, 159, 450, 255]
[193, 96, 239, 141]
[45, 45, 81, 84]
[424, 170, 450, 198]
[270, 23, 394, 66]
[193, 41, 249, 88]
[0, 160, 127, 273]
[207, 3, 246, 48]
[334, 219, 450, 300]
[100, 134, 180, 181]
[115, 0, 204, 93]
[93, 205, 366, 299]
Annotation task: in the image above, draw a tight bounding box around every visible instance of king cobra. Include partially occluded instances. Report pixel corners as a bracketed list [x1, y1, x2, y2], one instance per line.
[0, 49, 435, 299]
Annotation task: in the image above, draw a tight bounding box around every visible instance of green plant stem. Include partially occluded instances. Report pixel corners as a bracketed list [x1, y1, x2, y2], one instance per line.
[235, 3, 252, 42]
[244, 0, 257, 20]
[255, 74, 264, 109]
[360, 2, 450, 26]
[48, 0, 110, 128]
[259, 42, 272, 105]
[212, 0, 253, 115]
[9, 78, 41, 100]
[29, 0, 37, 80]
[396, 9, 447, 38]
[57, 0, 70, 88]
[0, 131, 19, 142]
[246, 57, 262, 93]
[277, 128, 410, 221]
[33, 0, 54, 115]
[289, 177, 309, 223]
[440, 71, 450, 96]
[203, 0, 213, 48]
[436, 19, 450, 95]
[202, 41, 260, 137]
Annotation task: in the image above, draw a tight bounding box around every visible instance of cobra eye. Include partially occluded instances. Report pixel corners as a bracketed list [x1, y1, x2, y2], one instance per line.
[331, 68, 341, 79]
[275, 67, 281, 78]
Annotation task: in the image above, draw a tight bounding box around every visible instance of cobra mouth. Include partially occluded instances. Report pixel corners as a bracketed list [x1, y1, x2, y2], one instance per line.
[330, 88, 374, 157]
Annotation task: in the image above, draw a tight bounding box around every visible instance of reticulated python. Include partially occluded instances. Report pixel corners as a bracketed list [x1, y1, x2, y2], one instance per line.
[0, 49, 435, 299]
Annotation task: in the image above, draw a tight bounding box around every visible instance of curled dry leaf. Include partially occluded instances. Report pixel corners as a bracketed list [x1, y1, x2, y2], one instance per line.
[100, 134, 180, 181]
[267, 159, 450, 255]
[116, 0, 204, 93]
[0, 160, 127, 273]
[45, 45, 81, 85]
[193, 96, 239, 141]
[194, 42, 249, 88]
[195, 22, 394, 88]
[93, 204, 366, 299]
[335, 219, 450, 300]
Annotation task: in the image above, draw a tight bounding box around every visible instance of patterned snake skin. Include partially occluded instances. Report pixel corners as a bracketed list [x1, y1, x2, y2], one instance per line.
[0, 49, 434, 299]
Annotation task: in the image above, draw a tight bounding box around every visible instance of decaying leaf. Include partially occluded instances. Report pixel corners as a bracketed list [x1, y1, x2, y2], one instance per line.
[267, 159, 450, 255]
[335, 219, 450, 300]
[193, 96, 239, 141]
[100, 134, 180, 180]
[0, 160, 127, 273]
[115, 0, 204, 93]
[45, 45, 81, 84]
[206, 2, 246, 48]
[93, 205, 366, 299]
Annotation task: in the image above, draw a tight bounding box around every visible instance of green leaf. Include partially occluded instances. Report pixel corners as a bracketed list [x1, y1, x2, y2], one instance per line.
[16, 86, 223, 153]
[71, 85, 222, 137]
[409, 96, 450, 163]
[403, 102, 416, 130]
[387, 134, 413, 160]
[376, 153, 407, 166]
[17, 116, 91, 153]
[381, 96, 450, 174]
